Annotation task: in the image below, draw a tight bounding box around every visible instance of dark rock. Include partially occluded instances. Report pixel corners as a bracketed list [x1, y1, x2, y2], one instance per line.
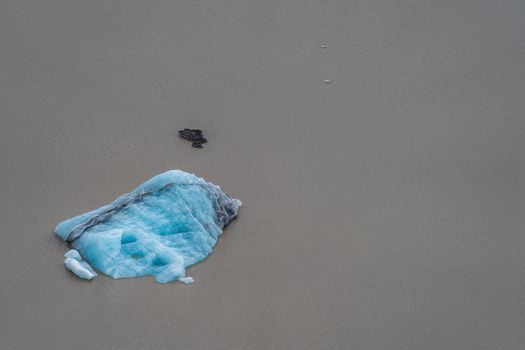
[178, 128, 208, 148]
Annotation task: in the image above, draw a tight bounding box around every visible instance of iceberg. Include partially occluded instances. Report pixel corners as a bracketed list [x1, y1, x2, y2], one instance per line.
[55, 170, 241, 284]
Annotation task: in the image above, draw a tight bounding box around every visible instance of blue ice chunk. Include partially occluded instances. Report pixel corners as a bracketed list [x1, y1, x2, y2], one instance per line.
[56, 170, 241, 284]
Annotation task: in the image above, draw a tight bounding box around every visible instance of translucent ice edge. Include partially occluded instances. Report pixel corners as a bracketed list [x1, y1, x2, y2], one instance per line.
[55, 170, 241, 284]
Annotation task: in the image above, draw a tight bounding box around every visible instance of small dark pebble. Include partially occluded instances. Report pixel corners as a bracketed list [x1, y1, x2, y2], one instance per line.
[178, 128, 208, 148]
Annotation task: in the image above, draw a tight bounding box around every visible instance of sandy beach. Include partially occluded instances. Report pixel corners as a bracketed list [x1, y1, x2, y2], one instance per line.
[1, 1, 524, 349]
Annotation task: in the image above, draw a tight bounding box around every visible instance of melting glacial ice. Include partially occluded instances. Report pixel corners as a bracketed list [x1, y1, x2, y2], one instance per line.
[55, 170, 241, 284]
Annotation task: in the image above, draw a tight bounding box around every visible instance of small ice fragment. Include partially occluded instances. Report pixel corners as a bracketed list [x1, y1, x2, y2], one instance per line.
[64, 257, 97, 280]
[64, 249, 82, 261]
[324, 79, 332, 84]
[179, 276, 194, 284]
[320, 45, 327, 49]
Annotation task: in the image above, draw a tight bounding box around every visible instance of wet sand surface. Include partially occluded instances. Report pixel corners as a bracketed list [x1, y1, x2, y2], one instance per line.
[1, 1, 524, 349]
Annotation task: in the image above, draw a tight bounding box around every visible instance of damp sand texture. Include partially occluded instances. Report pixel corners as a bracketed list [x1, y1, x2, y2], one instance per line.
[1, 1, 525, 349]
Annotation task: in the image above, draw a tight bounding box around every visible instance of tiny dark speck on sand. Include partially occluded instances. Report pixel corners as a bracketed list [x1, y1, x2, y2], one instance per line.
[178, 128, 208, 148]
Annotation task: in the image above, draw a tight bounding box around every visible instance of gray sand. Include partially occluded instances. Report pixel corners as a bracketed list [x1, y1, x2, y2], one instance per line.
[1, 1, 524, 349]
